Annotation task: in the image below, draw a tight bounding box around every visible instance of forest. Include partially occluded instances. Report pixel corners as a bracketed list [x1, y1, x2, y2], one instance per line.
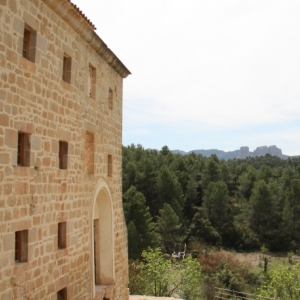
[122, 144, 300, 258]
[123, 144, 300, 299]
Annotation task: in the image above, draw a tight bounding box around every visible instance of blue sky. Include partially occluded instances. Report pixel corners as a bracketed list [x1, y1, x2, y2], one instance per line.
[71, 0, 300, 155]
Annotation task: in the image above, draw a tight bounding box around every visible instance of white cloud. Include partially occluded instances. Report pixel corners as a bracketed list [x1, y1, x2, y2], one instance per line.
[72, 0, 300, 154]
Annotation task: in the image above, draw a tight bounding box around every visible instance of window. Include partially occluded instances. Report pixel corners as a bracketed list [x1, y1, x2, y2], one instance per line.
[58, 222, 67, 249]
[17, 132, 30, 167]
[108, 154, 112, 177]
[57, 288, 67, 300]
[22, 24, 36, 62]
[89, 65, 96, 99]
[108, 88, 113, 110]
[59, 141, 68, 169]
[62, 54, 72, 83]
[15, 230, 28, 263]
[84, 132, 94, 174]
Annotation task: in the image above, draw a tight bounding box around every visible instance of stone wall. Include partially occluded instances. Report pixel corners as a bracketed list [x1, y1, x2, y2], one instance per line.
[0, 0, 130, 299]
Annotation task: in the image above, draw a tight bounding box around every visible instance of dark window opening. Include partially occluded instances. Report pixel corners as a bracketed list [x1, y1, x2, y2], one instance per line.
[57, 288, 67, 300]
[58, 222, 67, 249]
[62, 54, 72, 83]
[22, 25, 36, 62]
[108, 155, 112, 177]
[15, 230, 28, 263]
[59, 141, 68, 169]
[89, 65, 96, 99]
[17, 132, 30, 167]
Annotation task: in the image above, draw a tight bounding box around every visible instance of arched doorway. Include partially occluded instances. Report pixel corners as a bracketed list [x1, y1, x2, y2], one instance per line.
[92, 180, 114, 294]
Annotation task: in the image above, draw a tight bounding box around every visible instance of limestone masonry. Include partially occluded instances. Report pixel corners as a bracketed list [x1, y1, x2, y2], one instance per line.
[0, 0, 130, 299]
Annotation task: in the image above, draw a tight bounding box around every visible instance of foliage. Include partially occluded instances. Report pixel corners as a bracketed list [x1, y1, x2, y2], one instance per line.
[187, 209, 221, 246]
[203, 181, 230, 228]
[156, 203, 183, 252]
[123, 186, 159, 258]
[257, 264, 300, 300]
[129, 248, 202, 299]
[260, 244, 269, 273]
[122, 144, 300, 253]
[197, 250, 260, 299]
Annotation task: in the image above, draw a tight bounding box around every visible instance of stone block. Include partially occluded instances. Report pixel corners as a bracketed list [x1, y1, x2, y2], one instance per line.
[0, 153, 9, 165]
[5, 128, 17, 148]
[23, 11, 38, 30]
[3, 232, 14, 251]
[20, 58, 36, 73]
[13, 16, 23, 34]
[6, 49, 18, 65]
[11, 219, 31, 232]
[0, 90, 6, 100]
[31, 135, 41, 151]
[0, 113, 9, 126]
[8, 0, 17, 13]
[36, 34, 47, 52]
[15, 182, 28, 195]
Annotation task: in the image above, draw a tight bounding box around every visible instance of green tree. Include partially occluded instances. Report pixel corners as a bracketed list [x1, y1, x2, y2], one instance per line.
[123, 186, 159, 258]
[187, 209, 221, 246]
[258, 165, 273, 183]
[238, 167, 256, 200]
[135, 156, 158, 214]
[135, 248, 202, 299]
[185, 176, 200, 219]
[287, 179, 300, 231]
[202, 181, 230, 228]
[249, 180, 273, 238]
[156, 203, 182, 252]
[156, 166, 185, 218]
[201, 157, 221, 188]
[257, 264, 300, 300]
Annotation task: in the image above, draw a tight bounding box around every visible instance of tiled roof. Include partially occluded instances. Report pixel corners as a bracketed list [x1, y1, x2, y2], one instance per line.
[69, 0, 96, 30]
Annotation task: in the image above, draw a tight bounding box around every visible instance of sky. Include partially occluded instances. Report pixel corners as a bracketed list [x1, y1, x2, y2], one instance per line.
[71, 0, 300, 156]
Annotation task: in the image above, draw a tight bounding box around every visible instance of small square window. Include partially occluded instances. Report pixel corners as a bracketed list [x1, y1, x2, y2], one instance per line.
[22, 24, 36, 62]
[84, 132, 94, 174]
[17, 132, 31, 167]
[58, 222, 67, 249]
[59, 141, 68, 169]
[15, 230, 28, 263]
[89, 64, 96, 99]
[57, 287, 67, 300]
[62, 54, 72, 83]
[108, 154, 112, 177]
[108, 88, 113, 110]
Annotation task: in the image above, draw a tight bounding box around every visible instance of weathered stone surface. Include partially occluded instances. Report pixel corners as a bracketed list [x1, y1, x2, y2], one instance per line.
[239, 146, 250, 159]
[269, 145, 282, 157]
[0, 1, 129, 299]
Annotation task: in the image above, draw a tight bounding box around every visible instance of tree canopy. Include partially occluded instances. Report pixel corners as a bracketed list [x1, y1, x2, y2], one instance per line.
[123, 144, 300, 258]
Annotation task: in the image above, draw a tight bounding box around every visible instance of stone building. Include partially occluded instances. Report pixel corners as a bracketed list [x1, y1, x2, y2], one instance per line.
[0, 0, 130, 299]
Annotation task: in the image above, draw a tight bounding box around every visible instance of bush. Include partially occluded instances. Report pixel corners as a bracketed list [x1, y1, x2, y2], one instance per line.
[129, 247, 202, 300]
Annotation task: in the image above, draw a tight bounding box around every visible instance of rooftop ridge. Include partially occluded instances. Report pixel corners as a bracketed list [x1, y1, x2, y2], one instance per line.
[68, 0, 96, 30]
[43, 0, 131, 78]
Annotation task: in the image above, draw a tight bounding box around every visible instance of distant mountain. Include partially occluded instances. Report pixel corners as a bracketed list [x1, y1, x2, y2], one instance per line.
[172, 145, 293, 160]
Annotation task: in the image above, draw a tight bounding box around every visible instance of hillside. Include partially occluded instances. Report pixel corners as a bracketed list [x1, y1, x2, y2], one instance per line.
[172, 145, 295, 160]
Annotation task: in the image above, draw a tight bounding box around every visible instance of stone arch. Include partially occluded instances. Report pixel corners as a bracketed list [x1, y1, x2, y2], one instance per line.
[91, 180, 115, 294]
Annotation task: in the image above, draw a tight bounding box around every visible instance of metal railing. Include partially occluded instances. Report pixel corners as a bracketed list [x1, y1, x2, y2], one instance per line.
[214, 287, 276, 300]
